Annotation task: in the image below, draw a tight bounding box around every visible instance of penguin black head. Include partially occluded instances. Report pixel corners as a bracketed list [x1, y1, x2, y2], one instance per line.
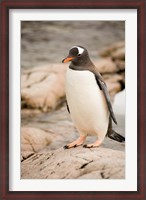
[62, 46, 92, 67]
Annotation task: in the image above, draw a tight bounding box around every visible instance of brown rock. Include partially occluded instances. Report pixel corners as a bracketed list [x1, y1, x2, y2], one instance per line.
[103, 73, 124, 83]
[93, 58, 118, 74]
[102, 74, 124, 100]
[106, 82, 121, 101]
[111, 47, 125, 60]
[21, 63, 67, 112]
[21, 127, 52, 160]
[21, 147, 125, 179]
[21, 71, 48, 88]
[120, 72, 125, 85]
[115, 59, 125, 71]
[99, 41, 125, 57]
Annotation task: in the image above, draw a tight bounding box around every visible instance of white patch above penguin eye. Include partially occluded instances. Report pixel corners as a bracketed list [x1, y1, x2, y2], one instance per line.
[76, 46, 84, 55]
[71, 46, 84, 56]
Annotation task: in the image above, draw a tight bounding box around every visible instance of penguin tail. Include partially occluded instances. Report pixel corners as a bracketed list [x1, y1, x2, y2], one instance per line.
[107, 130, 125, 143]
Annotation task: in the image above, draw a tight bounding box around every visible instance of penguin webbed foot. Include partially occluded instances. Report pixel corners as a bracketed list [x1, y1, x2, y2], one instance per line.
[83, 140, 102, 148]
[63, 135, 86, 150]
[83, 144, 94, 148]
[108, 130, 125, 143]
[63, 144, 80, 149]
[63, 145, 69, 149]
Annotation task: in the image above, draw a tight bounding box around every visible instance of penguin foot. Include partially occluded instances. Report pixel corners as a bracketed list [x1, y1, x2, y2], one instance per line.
[63, 135, 86, 150]
[63, 144, 82, 149]
[83, 144, 94, 148]
[83, 144, 99, 148]
[83, 140, 102, 148]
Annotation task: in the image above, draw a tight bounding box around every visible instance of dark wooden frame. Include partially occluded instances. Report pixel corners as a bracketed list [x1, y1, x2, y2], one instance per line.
[0, 0, 145, 199]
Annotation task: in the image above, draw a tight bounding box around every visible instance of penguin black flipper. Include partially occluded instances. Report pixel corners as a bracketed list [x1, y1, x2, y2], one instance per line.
[107, 117, 125, 142]
[94, 71, 117, 125]
[66, 100, 70, 113]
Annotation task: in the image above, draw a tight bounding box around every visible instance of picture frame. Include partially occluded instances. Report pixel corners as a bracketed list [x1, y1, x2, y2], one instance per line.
[0, 0, 145, 199]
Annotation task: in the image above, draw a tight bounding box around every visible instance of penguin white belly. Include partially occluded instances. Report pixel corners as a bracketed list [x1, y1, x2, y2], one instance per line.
[66, 68, 109, 140]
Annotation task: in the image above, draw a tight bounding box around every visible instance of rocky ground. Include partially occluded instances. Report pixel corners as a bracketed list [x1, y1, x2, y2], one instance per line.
[21, 21, 125, 179]
[21, 147, 125, 179]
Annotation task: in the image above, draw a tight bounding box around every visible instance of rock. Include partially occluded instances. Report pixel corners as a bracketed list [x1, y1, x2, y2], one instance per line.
[106, 82, 121, 101]
[103, 73, 124, 83]
[21, 127, 52, 160]
[115, 59, 125, 71]
[120, 72, 125, 86]
[21, 108, 41, 118]
[21, 147, 125, 179]
[102, 74, 124, 100]
[93, 58, 118, 74]
[21, 71, 47, 88]
[111, 47, 125, 60]
[99, 41, 125, 57]
[21, 63, 67, 112]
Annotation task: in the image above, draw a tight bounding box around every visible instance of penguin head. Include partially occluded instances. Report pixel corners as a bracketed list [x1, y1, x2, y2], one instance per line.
[62, 46, 90, 65]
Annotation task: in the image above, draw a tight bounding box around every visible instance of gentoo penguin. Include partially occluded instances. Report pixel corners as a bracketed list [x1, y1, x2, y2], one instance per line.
[62, 45, 125, 149]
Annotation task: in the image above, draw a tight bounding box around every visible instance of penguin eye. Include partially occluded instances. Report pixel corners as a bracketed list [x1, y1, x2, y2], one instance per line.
[77, 54, 81, 57]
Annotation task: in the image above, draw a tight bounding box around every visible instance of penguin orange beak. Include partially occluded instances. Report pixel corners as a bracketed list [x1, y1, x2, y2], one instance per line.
[62, 56, 74, 63]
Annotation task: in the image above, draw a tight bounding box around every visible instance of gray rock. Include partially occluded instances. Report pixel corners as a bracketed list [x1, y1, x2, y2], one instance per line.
[21, 127, 52, 160]
[21, 147, 125, 179]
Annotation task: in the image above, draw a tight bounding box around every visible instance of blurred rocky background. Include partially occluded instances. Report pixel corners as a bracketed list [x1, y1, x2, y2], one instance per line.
[21, 21, 125, 179]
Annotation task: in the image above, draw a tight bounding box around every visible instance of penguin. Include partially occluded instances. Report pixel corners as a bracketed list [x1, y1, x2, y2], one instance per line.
[62, 45, 125, 149]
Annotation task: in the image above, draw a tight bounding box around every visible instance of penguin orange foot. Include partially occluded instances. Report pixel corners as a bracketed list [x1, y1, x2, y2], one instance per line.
[64, 135, 86, 149]
[83, 140, 102, 148]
